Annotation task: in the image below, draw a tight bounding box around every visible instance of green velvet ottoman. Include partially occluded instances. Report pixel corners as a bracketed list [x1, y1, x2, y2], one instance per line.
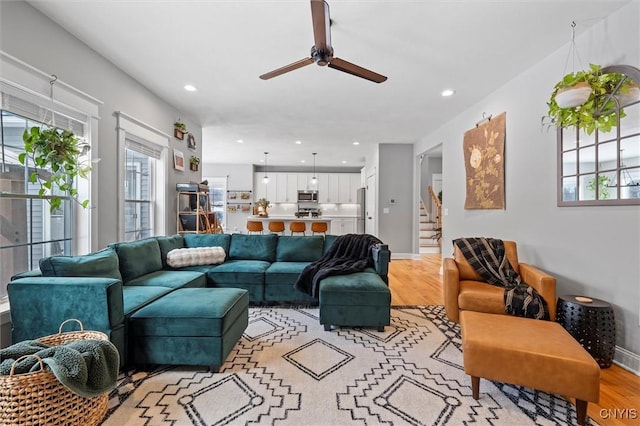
[129, 287, 249, 371]
[319, 272, 391, 331]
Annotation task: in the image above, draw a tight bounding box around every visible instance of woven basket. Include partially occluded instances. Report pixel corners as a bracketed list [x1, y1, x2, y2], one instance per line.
[0, 319, 110, 426]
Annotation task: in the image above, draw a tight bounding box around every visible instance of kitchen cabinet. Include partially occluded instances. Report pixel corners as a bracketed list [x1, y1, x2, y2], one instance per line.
[254, 173, 276, 202]
[285, 173, 298, 202]
[331, 218, 355, 235]
[317, 173, 329, 203]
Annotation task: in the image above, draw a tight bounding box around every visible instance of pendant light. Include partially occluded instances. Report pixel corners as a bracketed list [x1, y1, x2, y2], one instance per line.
[262, 152, 269, 184]
[311, 152, 317, 186]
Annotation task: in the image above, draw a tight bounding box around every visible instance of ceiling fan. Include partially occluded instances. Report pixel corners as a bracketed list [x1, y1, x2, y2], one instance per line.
[259, 0, 387, 83]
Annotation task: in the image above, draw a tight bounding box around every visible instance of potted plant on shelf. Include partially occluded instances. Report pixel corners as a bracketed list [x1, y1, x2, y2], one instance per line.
[547, 64, 635, 135]
[19, 126, 91, 212]
[189, 155, 200, 171]
[174, 120, 187, 140]
[255, 198, 270, 217]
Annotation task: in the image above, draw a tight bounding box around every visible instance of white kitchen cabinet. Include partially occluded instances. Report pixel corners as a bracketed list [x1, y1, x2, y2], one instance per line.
[326, 173, 340, 203]
[317, 173, 329, 203]
[350, 174, 362, 202]
[338, 174, 351, 203]
[285, 173, 298, 203]
[331, 218, 355, 235]
[254, 172, 276, 202]
[296, 173, 310, 191]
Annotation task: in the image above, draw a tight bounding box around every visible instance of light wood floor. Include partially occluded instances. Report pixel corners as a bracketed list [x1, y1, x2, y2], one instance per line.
[388, 254, 640, 426]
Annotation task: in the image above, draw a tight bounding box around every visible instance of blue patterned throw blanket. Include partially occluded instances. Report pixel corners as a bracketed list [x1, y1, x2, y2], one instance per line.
[453, 237, 549, 320]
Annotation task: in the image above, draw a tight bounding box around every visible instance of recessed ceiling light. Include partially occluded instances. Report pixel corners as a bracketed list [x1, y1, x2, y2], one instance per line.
[353, 141, 360, 146]
[300, 160, 306, 163]
[295, 140, 302, 145]
[341, 160, 347, 164]
[237, 139, 244, 144]
[441, 89, 455, 97]
[184, 84, 197, 92]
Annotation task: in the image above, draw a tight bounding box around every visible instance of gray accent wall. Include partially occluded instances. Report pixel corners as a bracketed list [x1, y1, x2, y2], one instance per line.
[0, 1, 201, 249]
[415, 1, 640, 359]
[378, 144, 414, 255]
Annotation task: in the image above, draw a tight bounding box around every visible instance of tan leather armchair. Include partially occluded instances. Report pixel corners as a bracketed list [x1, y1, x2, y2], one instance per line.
[443, 240, 556, 323]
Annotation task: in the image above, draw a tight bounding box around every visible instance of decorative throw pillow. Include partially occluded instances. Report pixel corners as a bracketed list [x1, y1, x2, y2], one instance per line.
[166, 247, 226, 268]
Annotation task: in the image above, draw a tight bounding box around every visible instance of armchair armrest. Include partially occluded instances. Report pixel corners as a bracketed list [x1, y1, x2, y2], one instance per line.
[443, 258, 461, 323]
[519, 263, 557, 320]
[8, 277, 124, 342]
[371, 244, 390, 283]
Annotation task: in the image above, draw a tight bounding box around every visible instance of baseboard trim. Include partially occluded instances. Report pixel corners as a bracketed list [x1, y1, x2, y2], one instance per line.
[614, 345, 640, 375]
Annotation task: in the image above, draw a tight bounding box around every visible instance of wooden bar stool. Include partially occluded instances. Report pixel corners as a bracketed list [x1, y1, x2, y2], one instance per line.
[268, 221, 285, 235]
[289, 221, 306, 235]
[246, 220, 264, 234]
[311, 221, 328, 235]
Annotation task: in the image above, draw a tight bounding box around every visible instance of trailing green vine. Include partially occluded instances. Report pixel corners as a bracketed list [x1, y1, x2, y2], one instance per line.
[18, 126, 91, 211]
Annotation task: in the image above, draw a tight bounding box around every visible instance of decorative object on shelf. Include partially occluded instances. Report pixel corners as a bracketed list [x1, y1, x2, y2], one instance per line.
[262, 152, 270, 184]
[463, 111, 506, 210]
[310, 152, 318, 186]
[189, 155, 200, 171]
[187, 133, 196, 150]
[174, 120, 187, 140]
[173, 149, 185, 171]
[19, 75, 92, 212]
[255, 197, 270, 217]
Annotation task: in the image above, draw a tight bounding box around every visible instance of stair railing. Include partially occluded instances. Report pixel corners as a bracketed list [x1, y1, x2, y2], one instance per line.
[428, 186, 442, 241]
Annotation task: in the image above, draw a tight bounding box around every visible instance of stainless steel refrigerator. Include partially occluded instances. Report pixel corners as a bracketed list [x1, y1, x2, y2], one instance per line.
[356, 187, 366, 233]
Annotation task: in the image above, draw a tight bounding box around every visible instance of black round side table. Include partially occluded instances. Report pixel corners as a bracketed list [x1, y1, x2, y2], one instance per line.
[556, 295, 616, 368]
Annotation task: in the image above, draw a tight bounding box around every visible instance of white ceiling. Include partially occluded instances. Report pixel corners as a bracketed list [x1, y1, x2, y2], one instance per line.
[28, 0, 630, 168]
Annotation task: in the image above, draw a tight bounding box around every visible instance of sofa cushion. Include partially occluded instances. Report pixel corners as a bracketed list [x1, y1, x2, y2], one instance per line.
[207, 260, 270, 286]
[183, 233, 231, 253]
[167, 247, 226, 268]
[323, 234, 339, 255]
[276, 236, 324, 262]
[265, 262, 310, 285]
[123, 285, 174, 317]
[125, 270, 206, 289]
[156, 235, 184, 268]
[39, 248, 122, 281]
[110, 238, 163, 283]
[229, 234, 277, 262]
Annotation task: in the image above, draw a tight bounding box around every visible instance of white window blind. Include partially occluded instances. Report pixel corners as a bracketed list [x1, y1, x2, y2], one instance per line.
[125, 134, 162, 160]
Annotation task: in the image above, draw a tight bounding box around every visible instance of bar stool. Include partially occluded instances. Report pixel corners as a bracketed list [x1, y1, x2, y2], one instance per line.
[289, 221, 306, 235]
[311, 221, 328, 235]
[246, 220, 264, 234]
[268, 221, 285, 235]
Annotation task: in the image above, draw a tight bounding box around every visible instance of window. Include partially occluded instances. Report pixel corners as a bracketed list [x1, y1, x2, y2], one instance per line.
[205, 177, 227, 230]
[116, 112, 168, 241]
[124, 139, 159, 241]
[558, 67, 640, 206]
[0, 110, 77, 299]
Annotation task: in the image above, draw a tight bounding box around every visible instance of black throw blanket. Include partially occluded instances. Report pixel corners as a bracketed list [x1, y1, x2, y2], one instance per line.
[453, 237, 549, 320]
[294, 234, 383, 298]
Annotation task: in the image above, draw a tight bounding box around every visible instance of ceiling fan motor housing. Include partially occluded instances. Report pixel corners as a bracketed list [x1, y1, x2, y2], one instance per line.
[311, 45, 333, 66]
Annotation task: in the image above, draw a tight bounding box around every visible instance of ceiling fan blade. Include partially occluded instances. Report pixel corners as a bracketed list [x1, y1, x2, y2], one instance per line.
[311, 0, 331, 51]
[259, 58, 314, 80]
[328, 57, 387, 83]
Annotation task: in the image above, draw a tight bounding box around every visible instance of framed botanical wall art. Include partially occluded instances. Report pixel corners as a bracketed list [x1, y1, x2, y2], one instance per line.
[173, 149, 185, 171]
[463, 112, 506, 209]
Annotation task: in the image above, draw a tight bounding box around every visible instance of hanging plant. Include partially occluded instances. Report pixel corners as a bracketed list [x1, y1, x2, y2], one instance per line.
[19, 126, 91, 212]
[174, 120, 187, 140]
[189, 155, 200, 171]
[547, 64, 634, 135]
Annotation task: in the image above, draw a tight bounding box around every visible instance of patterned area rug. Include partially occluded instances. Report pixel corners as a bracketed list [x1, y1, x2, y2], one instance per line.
[101, 306, 595, 425]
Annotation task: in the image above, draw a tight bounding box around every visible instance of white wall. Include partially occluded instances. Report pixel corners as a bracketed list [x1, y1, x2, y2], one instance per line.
[415, 1, 640, 363]
[0, 1, 201, 248]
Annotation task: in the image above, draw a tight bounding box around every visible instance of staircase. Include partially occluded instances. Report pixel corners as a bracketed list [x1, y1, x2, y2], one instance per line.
[419, 201, 441, 254]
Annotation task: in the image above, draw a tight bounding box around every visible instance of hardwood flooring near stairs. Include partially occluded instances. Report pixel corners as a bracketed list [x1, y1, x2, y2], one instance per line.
[388, 254, 640, 426]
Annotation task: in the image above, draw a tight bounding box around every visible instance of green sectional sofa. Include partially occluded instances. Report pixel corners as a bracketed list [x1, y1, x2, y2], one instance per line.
[7, 233, 390, 368]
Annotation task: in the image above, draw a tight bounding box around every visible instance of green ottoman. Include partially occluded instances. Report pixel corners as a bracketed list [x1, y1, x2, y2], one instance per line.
[319, 272, 391, 331]
[129, 287, 249, 371]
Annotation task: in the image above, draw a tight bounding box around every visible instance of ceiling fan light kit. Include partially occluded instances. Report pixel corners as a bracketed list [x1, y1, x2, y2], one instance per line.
[259, 0, 387, 83]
